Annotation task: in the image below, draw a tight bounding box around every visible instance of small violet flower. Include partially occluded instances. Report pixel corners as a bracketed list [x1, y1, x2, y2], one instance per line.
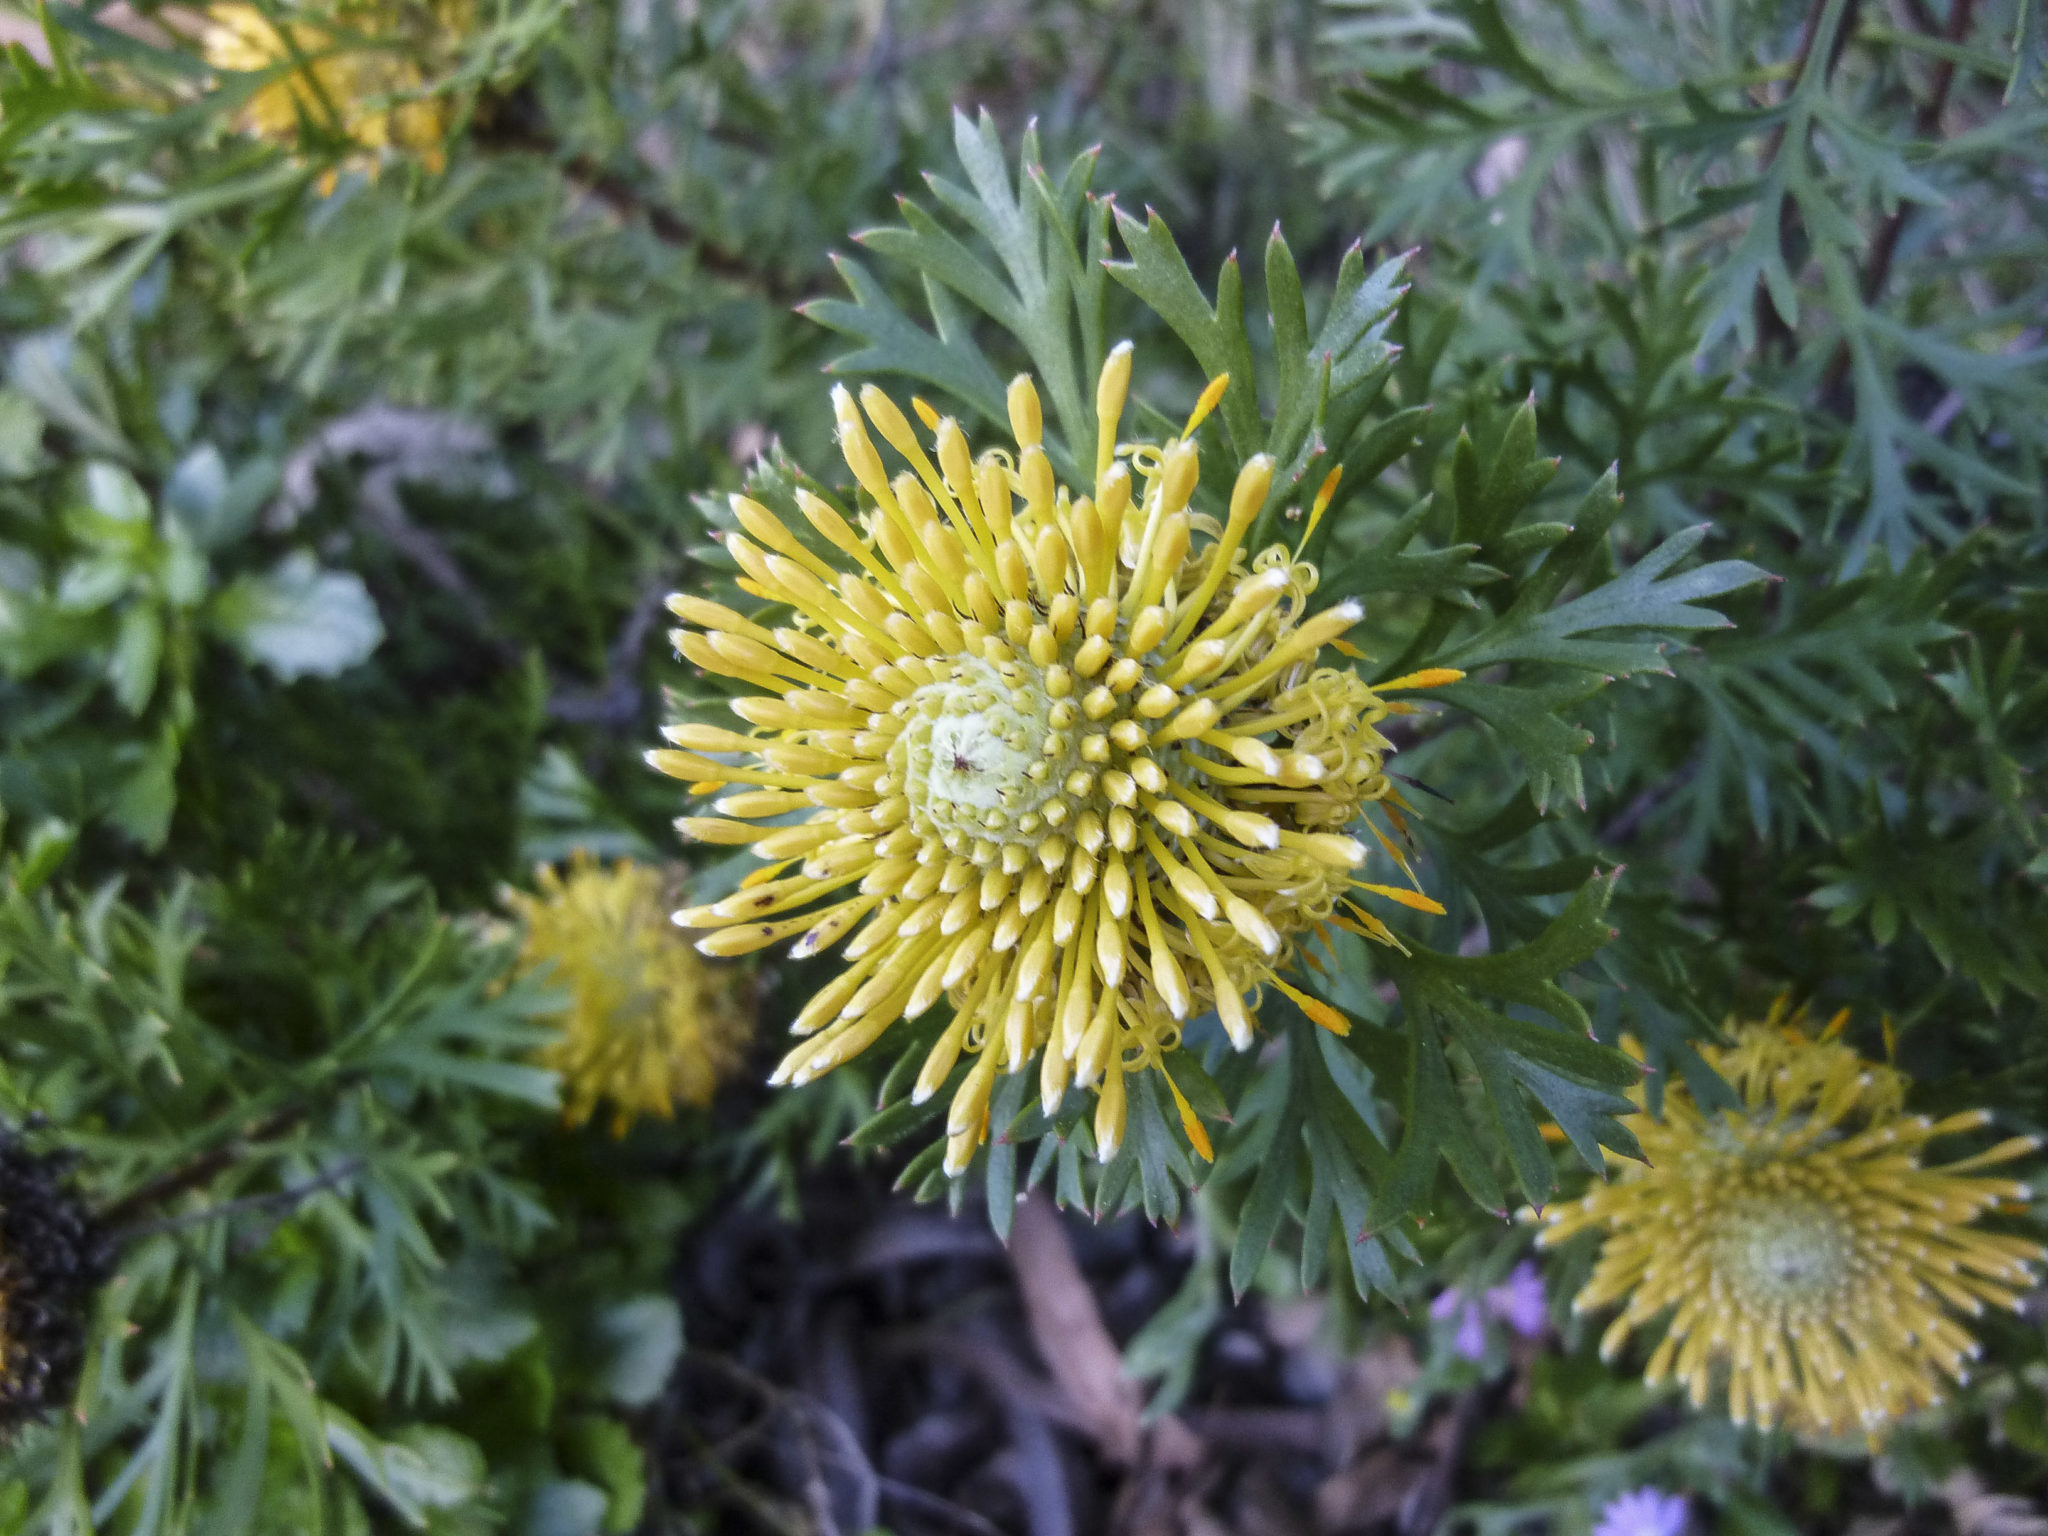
[1593, 1487, 1688, 1536]
[1429, 1285, 1488, 1360]
[1488, 1259, 1547, 1336]
[1429, 1260, 1548, 1361]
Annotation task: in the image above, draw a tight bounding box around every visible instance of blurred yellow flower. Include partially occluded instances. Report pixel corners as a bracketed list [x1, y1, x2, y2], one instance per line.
[509, 856, 753, 1135]
[203, 0, 469, 187]
[1539, 1000, 2045, 1438]
[655, 345, 1456, 1174]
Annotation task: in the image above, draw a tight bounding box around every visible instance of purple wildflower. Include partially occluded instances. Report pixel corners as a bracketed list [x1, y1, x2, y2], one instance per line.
[1431, 1260, 1548, 1362]
[1484, 1260, 1547, 1337]
[1428, 1286, 1489, 1361]
[1451, 1299, 1486, 1360]
[1592, 1487, 1688, 1536]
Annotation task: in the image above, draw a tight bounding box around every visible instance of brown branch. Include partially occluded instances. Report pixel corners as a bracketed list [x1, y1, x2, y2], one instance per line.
[470, 115, 794, 296]
[1599, 752, 1704, 846]
[1819, 0, 1978, 401]
[112, 1157, 367, 1242]
[1753, 0, 1866, 357]
[97, 1103, 309, 1230]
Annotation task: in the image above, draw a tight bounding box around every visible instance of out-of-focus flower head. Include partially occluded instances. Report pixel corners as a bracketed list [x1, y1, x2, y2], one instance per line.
[507, 854, 754, 1135]
[0, 1131, 112, 1435]
[657, 348, 1461, 1173]
[1539, 998, 2045, 1438]
[203, 0, 472, 190]
[1592, 1487, 1687, 1536]
[1430, 1258, 1548, 1361]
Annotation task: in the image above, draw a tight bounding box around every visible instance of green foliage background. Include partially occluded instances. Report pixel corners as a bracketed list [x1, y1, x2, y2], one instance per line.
[0, 0, 2042, 1530]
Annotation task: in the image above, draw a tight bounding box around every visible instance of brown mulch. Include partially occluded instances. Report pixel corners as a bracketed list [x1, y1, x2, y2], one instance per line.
[650, 1162, 1468, 1536]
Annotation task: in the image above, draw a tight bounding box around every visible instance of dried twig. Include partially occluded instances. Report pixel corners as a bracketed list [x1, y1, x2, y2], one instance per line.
[274, 404, 520, 662]
[876, 1476, 1012, 1536]
[684, 1352, 882, 1536]
[675, 1419, 814, 1536]
[1398, 1388, 1482, 1536]
[113, 1157, 366, 1241]
[97, 1104, 309, 1229]
[1010, 1190, 1148, 1464]
[1008, 1193, 1208, 1535]
[280, 403, 677, 732]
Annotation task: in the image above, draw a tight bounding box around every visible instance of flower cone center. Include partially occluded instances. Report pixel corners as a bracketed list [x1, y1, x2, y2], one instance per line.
[1712, 1188, 1855, 1307]
[889, 647, 1166, 863]
[896, 656, 1074, 843]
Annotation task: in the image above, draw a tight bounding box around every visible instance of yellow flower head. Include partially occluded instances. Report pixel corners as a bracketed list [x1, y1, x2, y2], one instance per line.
[656, 347, 1454, 1173]
[508, 855, 754, 1136]
[1538, 1000, 2046, 1438]
[203, 0, 469, 187]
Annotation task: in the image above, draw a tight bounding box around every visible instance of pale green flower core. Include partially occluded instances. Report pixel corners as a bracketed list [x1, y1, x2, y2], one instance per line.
[1712, 1194, 1855, 1304]
[896, 657, 1072, 852]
